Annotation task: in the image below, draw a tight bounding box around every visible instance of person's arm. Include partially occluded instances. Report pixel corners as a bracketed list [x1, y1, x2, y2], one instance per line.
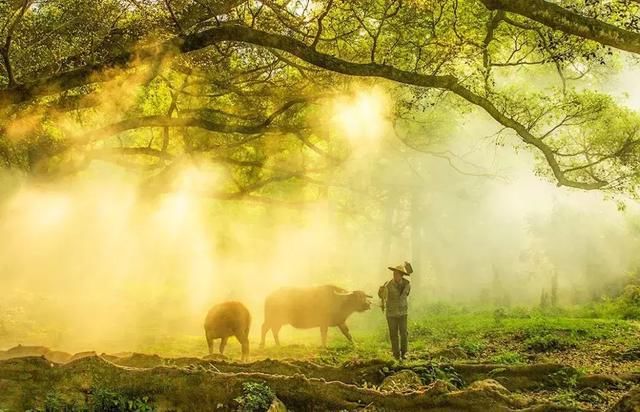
[401, 281, 411, 298]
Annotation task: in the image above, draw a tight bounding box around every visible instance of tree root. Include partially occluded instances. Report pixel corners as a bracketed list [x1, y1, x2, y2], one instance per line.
[0, 356, 572, 412]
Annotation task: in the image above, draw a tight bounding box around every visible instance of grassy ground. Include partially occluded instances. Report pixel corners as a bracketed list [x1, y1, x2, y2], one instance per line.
[127, 305, 640, 374]
[4, 304, 640, 410]
[104, 306, 638, 409]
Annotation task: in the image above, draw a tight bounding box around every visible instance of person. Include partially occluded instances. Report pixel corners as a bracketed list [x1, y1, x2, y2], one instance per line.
[378, 261, 412, 361]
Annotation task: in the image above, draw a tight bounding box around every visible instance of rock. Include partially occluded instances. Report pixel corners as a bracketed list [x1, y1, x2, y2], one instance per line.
[45, 351, 72, 364]
[107, 351, 134, 358]
[110, 353, 163, 368]
[577, 374, 627, 390]
[467, 379, 511, 396]
[67, 351, 97, 363]
[0, 346, 72, 363]
[609, 386, 640, 412]
[424, 379, 456, 396]
[445, 378, 523, 411]
[433, 347, 469, 360]
[380, 369, 423, 392]
[3, 345, 50, 359]
[267, 397, 287, 412]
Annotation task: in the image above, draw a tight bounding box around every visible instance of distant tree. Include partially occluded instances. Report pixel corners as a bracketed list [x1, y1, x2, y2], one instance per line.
[540, 288, 550, 309]
[551, 272, 559, 308]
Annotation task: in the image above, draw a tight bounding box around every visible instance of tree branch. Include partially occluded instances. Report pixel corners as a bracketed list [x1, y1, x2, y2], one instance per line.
[0, 24, 614, 189]
[480, 0, 640, 55]
[71, 98, 305, 145]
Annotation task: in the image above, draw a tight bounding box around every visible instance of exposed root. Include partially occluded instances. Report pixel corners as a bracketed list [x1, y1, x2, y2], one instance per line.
[0, 356, 570, 412]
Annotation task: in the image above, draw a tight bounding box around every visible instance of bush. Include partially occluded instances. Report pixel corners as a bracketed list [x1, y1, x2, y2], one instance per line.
[616, 285, 640, 319]
[234, 381, 276, 412]
[411, 364, 465, 389]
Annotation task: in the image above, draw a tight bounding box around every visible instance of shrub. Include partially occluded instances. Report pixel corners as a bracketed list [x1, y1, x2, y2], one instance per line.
[411, 364, 465, 389]
[234, 381, 276, 412]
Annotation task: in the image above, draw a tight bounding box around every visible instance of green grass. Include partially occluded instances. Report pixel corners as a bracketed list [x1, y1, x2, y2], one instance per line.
[3, 304, 640, 373]
[116, 304, 640, 372]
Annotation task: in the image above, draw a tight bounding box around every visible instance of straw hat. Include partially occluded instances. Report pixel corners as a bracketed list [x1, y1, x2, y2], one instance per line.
[387, 261, 413, 276]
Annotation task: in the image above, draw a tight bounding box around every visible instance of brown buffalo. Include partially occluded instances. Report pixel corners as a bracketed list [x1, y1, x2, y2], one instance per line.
[259, 285, 372, 347]
[204, 301, 251, 362]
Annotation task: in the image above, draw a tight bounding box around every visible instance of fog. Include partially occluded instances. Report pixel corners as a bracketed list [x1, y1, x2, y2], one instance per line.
[1, 69, 640, 355]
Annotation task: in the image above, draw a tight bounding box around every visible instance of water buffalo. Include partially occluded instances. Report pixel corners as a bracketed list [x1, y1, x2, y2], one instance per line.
[259, 285, 372, 347]
[204, 301, 251, 362]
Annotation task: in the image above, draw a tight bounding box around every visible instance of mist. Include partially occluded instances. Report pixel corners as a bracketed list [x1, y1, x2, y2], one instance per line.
[1, 77, 640, 356]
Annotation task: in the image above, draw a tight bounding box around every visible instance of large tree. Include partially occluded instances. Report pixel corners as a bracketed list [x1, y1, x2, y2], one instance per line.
[1, 0, 640, 199]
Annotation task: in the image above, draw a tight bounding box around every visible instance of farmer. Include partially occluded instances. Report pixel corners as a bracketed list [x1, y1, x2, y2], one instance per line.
[378, 262, 413, 361]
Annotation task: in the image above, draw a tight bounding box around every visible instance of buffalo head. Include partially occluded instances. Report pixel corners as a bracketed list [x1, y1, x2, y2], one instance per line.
[335, 289, 373, 312]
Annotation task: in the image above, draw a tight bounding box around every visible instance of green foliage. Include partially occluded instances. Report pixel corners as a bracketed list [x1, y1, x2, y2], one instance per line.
[91, 388, 154, 412]
[548, 368, 580, 389]
[234, 381, 275, 412]
[23, 392, 85, 412]
[575, 388, 607, 405]
[493, 308, 507, 325]
[617, 285, 640, 319]
[524, 334, 578, 353]
[410, 364, 465, 389]
[43, 393, 79, 412]
[569, 275, 640, 320]
[458, 338, 485, 357]
[550, 390, 581, 408]
[490, 351, 525, 364]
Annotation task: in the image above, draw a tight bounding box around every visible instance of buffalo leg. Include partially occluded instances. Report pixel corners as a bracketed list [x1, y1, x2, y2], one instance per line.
[237, 333, 250, 362]
[320, 325, 328, 347]
[260, 323, 269, 348]
[206, 335, 214, 355]
[219, 336, 229, 355]
[338, 323, 354, 344]
[272, 324, 282, 346]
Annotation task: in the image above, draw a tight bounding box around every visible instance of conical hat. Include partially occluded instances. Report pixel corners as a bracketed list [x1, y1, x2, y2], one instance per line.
[387, 261, 413, 276]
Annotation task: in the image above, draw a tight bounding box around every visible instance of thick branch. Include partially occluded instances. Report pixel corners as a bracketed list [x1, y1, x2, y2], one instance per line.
[72, 99, 304, 145]
[0, 25, 611, 189]
[188, 26, 602, 189]
[480, 0, 640, 55]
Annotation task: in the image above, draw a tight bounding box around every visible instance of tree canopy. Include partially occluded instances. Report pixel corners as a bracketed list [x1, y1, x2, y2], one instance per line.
[2, 0, 640, 200]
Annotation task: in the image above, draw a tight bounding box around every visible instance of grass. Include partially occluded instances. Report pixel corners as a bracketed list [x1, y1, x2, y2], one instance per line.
[3, 303, 640, 373]
[110, 304, 640, 374]
[5, 303, 639, 412]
